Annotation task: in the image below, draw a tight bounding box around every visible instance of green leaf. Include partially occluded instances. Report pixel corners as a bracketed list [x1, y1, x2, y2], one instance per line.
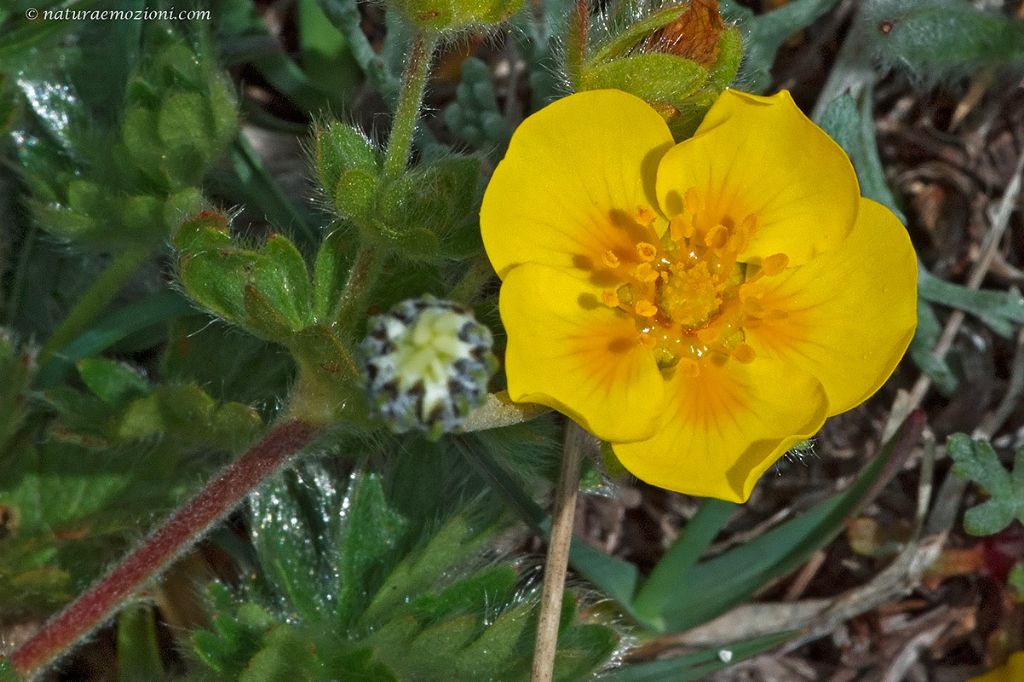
[948, 434, 1024, 536]
[600, 631, 793, 681]
[907, 297, 958, 395]
[918, 269, 1024, 339]
[77, 358, 148, 405]
[866, 0, 1024, 82]
[36, 292, 193, 389]
[239, 625, 321, 682]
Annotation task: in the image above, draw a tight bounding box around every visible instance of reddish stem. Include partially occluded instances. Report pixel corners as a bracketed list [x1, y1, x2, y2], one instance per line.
[10, 419, 319, 677]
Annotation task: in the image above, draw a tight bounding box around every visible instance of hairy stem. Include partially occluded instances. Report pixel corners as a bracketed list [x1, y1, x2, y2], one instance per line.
[531, 422, 585, 682]
[37, 247, 152, 366]
[381, 31, 437, 183]
[332, 245, 384, 339]
[10, 419, 320, 678]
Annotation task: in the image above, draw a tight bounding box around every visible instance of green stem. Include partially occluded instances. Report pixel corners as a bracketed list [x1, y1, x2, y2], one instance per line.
[332, 245, 384, 339]
[448, 254, 496, 305]
[381, 31, 438, 183]
[37, 247, 153, 365]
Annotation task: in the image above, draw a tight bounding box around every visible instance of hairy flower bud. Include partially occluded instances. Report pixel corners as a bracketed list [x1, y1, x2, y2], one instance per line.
[361, 297, 497, 439]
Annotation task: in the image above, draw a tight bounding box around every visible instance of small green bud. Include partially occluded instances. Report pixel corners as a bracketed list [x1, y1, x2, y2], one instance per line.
[388, 0, 525, 32]
[361, 297, 496, 439]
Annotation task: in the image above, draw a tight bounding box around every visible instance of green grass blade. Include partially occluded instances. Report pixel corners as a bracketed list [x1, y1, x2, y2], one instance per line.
[631, 499, 735, 627]
[600, 631, 793, 681]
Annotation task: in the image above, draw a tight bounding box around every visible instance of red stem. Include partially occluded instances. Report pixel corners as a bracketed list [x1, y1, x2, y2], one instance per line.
[10, 419, 319, 677]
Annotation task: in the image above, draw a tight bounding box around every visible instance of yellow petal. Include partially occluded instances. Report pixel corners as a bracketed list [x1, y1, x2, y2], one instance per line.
[500, 263, 665, 443]
[655, 90, 859, 265]
[481, 90, 674, 279]
[745, 199, 918, 415]
[612, 356, 828, 502]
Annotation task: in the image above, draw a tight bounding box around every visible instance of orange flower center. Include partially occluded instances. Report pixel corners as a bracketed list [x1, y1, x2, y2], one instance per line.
[600, 190, 790, 375]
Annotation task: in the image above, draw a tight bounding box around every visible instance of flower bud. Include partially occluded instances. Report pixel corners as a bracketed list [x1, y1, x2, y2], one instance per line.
[573, 0, 742, 139]
[388, 0, 525, 33]
[361, 297, 497, 439]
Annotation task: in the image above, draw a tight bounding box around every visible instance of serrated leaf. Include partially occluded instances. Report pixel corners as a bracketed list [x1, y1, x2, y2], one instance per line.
[249, 474, 326, 619]
[239, 625, 320, 682]
[949, 434, 1024, 536]
[335, 473, 408, 627]
[359, 513, 490, 628]
[454, 602, 533, 679]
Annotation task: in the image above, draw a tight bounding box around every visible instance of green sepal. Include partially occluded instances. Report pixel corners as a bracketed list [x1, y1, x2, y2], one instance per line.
[311, 229, 354, 323]
[589, 5, 690, 66]
[707, 27, 743, 90]
[334, 169, 380, 224]
[314, 122, 381, 200]
[157, 91, 210, 158]
[242, 283, 300, 342]
[174, 211, 232, 251]
[253, 235, 314, 331]
[77, 358, 149, 405]
[178, 247, 258, 325]
[580, 53, 707, 106]
[290, 325, 358, 384]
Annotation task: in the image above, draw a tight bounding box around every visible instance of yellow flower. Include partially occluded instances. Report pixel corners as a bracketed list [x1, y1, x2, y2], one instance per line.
[481, 89, 917, 502]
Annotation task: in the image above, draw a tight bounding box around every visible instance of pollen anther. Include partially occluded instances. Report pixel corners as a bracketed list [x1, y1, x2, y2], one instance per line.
[705, 225, 729, 249]
[762, 253, 790, 276]
[635, 300, 658, 317]
[602, 250, 621, 269]
[636, 242, 658, 262]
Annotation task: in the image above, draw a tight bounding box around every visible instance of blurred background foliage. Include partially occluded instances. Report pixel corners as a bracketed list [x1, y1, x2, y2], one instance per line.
[0, 0, 1023, 679]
